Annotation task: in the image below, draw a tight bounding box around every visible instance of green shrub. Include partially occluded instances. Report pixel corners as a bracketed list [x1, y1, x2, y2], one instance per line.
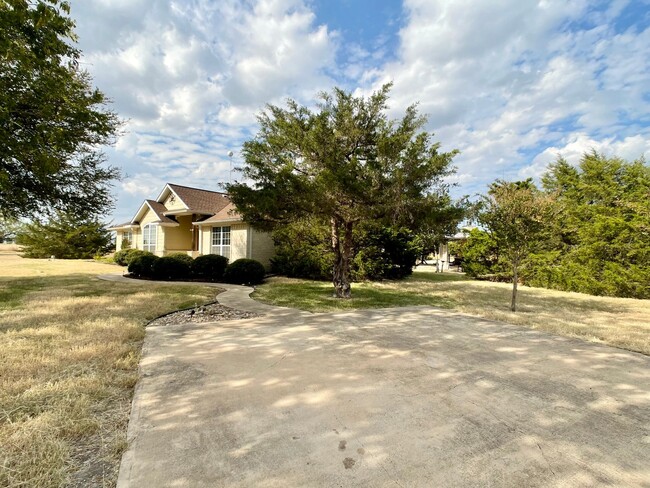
[224, 259, 266, 285]
[113, 249, 129, 266]
[270, 219, 333, 280]
[270, 252, 332, 280]
[352, 225, 417, 280]
[192, 254, 229, 281]
[152, 255, 191, 281]
[128, 254, 159, 278]
[166, 252, 194, 267]
[114, 248, 149, 266]
[460, 229, 503, 278]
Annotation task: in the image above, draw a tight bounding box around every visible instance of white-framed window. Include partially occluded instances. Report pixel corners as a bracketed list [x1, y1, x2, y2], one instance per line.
[121, 230, 133, 248]
[143, 224, 158, 252]
[211, 226, 231, 259]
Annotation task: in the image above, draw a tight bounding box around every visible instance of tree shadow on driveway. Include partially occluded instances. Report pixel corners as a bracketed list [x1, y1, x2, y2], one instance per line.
[119, 307, 650, 487]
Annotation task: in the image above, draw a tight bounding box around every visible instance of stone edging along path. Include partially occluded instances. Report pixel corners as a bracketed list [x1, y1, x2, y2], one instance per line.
[97, 273, 308, 317]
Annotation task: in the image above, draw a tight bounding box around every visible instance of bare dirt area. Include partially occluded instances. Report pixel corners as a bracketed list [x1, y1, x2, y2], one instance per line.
[118, 306, 650, 487]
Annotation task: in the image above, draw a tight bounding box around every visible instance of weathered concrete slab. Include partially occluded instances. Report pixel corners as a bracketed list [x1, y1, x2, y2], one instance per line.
[117, 306, 650, 487]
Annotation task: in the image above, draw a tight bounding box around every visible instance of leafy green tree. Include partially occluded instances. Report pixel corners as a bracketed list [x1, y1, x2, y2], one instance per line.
[479, 179, 555, 311]
[227, 84, 458, 297]
[538, 152, 650, 298]
[455, 228, 502, 278]
[0, 0, 120, 219]
[16, 212, 112, 258]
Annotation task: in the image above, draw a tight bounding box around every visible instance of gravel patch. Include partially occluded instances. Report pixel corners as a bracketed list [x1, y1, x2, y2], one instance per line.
[149, 303, 260, 326]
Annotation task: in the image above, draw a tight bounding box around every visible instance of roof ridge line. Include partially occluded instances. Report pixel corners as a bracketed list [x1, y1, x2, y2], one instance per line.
[167, 182, 229, 195]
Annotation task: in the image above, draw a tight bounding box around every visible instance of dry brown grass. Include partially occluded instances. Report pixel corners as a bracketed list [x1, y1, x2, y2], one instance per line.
[0, 243, 21, 253]
[255, 270, 650, 355]
[0, 254, 217, 487]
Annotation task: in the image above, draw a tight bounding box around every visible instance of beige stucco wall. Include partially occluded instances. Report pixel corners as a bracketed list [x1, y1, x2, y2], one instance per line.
[162, 192, 187, 211]
[198, 223, 274, 269]
[116, 231, 124, 251]
[163, 215, 193, 252]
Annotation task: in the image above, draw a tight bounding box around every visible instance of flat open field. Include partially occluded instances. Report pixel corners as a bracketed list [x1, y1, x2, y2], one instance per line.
[0, 253, 217, 487]
[255, 268, 650, 355]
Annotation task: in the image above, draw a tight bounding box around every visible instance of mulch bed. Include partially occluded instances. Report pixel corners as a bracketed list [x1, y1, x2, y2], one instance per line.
[148, 303, 260, 326]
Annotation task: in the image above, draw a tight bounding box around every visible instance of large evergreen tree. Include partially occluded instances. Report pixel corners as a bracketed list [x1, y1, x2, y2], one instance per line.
[539, 152, 650, 298]
[0, 0, 120, 219]
[227, 85, 458, 297]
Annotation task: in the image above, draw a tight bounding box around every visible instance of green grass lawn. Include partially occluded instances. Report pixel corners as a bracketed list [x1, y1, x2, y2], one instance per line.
[0, 254, 218, 488]
[254, 268, 650, 355]
[255, 271, 468, 312]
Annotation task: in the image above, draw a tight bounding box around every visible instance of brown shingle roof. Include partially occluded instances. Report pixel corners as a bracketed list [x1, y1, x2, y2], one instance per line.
[167, 184, 231, 214]
[196, 203, 241, 224]
[146, 200, 177, 224]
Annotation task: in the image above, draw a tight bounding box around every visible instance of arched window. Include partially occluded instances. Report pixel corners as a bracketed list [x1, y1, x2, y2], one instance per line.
[143, 224, 158, 252]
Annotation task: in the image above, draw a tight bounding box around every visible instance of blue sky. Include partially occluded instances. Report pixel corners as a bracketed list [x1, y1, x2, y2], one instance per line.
[68, 0, 650, 223]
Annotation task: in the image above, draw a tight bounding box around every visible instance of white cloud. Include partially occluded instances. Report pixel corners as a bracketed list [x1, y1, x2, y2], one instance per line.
[68, 0, 649, 220]
[71, 0, 338, 221]
[521, 132, 650, 179]
[359, 0, 649, 196]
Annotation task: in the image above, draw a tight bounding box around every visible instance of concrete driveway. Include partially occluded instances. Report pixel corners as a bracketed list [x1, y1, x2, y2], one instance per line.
[117, 305, 650, 487]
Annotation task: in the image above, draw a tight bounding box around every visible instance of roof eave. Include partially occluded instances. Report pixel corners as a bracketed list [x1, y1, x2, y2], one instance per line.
[193, 218, 242, 226]
[107, 224, 139, 231]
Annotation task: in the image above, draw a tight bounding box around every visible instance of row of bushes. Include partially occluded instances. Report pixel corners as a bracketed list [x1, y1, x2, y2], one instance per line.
[114, 249, 265, 285]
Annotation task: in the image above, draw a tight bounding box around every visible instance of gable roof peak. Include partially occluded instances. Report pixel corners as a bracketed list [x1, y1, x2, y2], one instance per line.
[166, 182, 228, 196]
[156, 183, 232, 215]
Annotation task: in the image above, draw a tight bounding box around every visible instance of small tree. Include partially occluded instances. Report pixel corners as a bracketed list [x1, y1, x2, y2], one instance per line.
[227, 84, 458, 297]
[17, 212, 112, 258]
[478, 179, 555, 311]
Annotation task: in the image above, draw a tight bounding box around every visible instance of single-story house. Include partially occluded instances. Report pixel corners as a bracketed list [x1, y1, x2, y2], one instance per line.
[108, 183, 275, 269]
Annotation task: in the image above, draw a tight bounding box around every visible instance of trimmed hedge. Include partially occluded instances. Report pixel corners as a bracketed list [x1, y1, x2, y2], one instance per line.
[125, 253, 265, 284]
[165, 252, 194, 267]
[223, 258, 265, 285]
[114, 248, 149, 266]
[192, 254, 229, 281]
[128, 254, 160, 278]
[152, 255, 191, 280]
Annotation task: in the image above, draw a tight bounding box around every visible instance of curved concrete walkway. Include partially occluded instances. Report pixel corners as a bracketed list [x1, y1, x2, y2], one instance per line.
[97, 273, 308, 317]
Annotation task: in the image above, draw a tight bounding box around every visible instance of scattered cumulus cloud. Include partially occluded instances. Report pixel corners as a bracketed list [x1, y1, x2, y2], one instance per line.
[68, 0, 650, 220]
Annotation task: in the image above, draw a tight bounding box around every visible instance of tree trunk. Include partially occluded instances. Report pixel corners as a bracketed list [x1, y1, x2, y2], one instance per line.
[331, 216, 352, 298]
[511, 263, 518, 312]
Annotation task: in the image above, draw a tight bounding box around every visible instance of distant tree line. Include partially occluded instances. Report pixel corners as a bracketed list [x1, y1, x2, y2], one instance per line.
[457, 152, 650, 302]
